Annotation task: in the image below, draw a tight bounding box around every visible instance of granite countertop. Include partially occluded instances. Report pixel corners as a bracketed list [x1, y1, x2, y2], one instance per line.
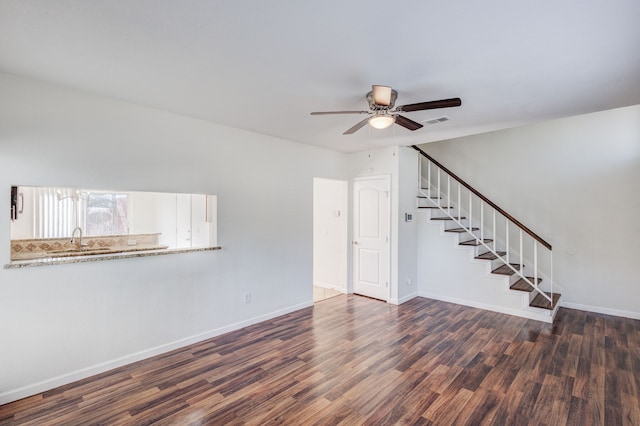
[5, 246, 221, 269]
[11, 244, 170, 261]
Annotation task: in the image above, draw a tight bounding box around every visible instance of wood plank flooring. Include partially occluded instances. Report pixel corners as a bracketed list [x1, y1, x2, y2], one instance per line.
[1, 295, 639, 425]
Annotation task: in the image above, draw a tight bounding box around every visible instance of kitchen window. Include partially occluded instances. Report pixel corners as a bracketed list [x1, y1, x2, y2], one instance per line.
[31, 188, 129, 239]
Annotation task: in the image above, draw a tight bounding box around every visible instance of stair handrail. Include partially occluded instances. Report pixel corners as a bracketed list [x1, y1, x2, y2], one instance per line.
[411, 145, 552, 251]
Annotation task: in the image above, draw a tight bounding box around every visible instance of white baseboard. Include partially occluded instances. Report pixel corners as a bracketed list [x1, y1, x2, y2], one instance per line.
[0, 301, 313, 405]
[418, 291, 553, 323]
[313, 281, 347, 293]
[389, 292, 419, 305]
[560, 301, 640, 320]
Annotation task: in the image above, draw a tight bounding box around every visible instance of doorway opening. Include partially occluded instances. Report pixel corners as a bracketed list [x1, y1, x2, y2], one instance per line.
[312, 178, 348, 303]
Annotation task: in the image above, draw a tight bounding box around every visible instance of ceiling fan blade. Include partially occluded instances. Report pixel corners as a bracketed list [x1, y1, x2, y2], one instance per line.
[394, 115, 423, 131]
[310, 111, 368, 115]
[343, 117, 371, 135]
[397, 97, 462, 112]
[372, 85, 393, 106]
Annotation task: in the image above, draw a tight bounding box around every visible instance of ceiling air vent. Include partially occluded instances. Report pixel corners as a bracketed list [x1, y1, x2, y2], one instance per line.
[423, 116, 450, 125]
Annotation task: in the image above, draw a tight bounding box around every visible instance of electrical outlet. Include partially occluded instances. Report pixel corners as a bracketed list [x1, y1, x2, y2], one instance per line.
[407, 278, 412, 286]
[244, 293, 251, 304]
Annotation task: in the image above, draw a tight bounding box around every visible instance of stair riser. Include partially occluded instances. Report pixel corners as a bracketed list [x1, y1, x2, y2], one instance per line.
[424, 210, 468, 222]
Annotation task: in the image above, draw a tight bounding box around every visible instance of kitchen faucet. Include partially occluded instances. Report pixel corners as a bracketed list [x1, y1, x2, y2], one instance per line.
[70, 226, 86, 249]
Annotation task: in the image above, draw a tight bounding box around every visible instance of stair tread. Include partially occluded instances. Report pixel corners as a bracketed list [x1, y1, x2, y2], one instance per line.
[418, 206, 454, 209]
[431, 216, 466, 220]
[530, 292, 561, 310]
[460, 239, 493, 246]
[446, 227, 479, 233]
[510, 277, 542, 292]
[418, 194, 442, 199]
[491, 264, 522, 275]
[475, 251, 506, 260]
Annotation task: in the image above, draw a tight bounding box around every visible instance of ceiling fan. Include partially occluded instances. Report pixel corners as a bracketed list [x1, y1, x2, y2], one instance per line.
[311, 85, 462, 135]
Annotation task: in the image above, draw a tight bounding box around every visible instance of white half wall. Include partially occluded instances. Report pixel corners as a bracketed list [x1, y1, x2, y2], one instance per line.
[0, 73, 349, 403]
[417, 104, 640, 319]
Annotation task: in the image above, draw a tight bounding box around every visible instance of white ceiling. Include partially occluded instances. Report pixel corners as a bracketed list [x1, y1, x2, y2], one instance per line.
[1, 1, 639, 153]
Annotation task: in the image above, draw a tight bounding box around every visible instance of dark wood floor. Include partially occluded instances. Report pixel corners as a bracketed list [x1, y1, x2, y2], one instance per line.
[1, 295, 639, 425]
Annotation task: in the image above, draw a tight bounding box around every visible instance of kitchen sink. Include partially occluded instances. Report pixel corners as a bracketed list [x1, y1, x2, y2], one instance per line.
[47, 247, 116, 257]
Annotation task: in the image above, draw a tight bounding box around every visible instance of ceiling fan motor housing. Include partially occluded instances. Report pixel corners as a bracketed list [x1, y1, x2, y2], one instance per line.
[367, 87, 398, 110]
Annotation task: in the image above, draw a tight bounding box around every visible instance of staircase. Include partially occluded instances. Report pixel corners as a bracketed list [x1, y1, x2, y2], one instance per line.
[413, 145, 561, 323]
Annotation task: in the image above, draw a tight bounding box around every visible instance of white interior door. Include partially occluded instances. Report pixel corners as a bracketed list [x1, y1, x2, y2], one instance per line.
[353, 176, 390, 301]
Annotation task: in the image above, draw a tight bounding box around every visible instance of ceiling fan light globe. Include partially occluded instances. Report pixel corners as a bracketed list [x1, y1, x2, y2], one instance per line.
[369, 115, 395, 129]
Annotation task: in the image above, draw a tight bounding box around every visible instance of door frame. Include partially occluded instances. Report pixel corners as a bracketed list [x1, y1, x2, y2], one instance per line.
[352, 175, 391, 302]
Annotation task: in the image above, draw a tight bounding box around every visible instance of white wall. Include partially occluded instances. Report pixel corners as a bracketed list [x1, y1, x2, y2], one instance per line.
[396, 147, 419, 303]
[417, 104, 640, 318]
[313, 178, 348, 292]
[0, 73, 349, 403]
[128, 191, 160, 235]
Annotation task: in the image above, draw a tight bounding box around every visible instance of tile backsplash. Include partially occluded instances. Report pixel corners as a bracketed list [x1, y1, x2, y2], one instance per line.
[11, 233, 160, 260]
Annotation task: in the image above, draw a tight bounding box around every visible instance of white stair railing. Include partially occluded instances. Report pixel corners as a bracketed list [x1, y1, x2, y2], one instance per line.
[413, 146, 554, 307]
